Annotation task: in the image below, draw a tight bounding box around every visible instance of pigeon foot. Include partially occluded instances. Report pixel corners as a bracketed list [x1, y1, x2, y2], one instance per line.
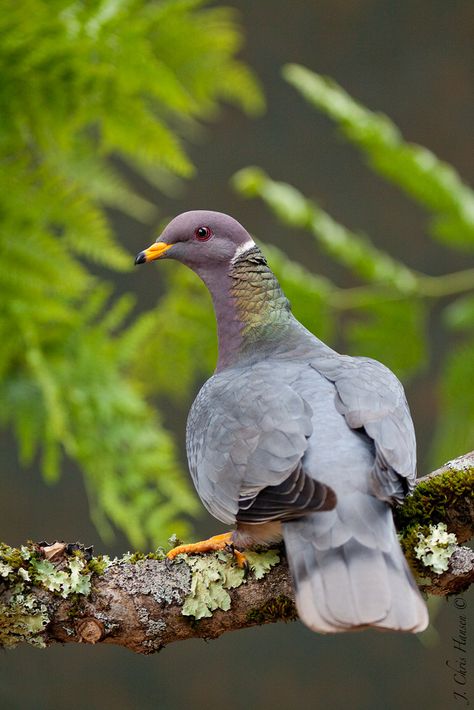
[166, 532, 247, 568]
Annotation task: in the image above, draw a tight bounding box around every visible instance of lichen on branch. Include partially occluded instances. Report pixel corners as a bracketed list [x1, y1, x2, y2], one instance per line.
[0, 452, 472, 653]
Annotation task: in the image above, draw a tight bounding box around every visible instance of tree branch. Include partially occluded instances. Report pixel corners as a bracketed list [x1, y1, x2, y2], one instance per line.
[1, 452, 472, 653]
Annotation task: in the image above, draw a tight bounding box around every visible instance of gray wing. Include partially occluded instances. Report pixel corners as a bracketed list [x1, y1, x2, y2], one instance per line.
[313, 354, 416, 502]
[186, 364, 334, 525]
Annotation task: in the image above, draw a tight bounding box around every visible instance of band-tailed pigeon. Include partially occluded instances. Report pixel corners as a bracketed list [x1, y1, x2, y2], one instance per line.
[135, 210, 428, 633]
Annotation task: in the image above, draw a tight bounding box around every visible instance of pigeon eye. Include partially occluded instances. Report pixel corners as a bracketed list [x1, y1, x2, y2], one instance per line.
[195, 226, 212, 241]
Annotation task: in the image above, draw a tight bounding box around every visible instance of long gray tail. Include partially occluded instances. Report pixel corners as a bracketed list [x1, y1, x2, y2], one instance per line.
[283, 505, 429, 633]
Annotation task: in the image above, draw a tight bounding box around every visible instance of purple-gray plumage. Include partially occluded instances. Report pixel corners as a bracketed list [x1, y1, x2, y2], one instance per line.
[135, 210, 428, 634]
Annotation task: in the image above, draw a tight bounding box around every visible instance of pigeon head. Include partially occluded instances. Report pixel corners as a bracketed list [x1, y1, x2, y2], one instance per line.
[135, 210, 255, 273]
[135, 210, 294, 370]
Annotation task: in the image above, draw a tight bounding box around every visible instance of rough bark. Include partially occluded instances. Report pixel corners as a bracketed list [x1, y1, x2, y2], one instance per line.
[0, 451, 472, 654]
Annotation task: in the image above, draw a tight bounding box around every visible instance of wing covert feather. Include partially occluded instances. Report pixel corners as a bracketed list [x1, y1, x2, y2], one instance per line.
[312, 354, 416, 500]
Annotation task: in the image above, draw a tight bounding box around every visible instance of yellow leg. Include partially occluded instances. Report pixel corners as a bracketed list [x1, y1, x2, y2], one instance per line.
[167, 532, 247, 568]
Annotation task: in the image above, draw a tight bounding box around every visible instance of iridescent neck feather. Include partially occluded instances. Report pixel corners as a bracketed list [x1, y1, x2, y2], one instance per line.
[197, 245, 295, 371]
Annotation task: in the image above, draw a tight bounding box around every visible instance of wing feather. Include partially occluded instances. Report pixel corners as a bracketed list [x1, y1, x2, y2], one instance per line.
[186, 363, 333, 524]
[312, 354, 416, 501]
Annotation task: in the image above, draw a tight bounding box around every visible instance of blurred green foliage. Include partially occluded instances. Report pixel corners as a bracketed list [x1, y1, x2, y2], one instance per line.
[0, 0, 262, 547]
[281, 64, 474, 250]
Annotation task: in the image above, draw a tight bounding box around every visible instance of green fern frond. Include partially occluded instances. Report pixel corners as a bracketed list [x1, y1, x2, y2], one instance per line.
[0, 227, 89, 298]
[234, 167, 418, 292]
[433, 340, 474, 464]
[283, 64, 474, 250]
[46, 147, 157, 223]
[0, 0, 263, 547]
[100, 101, 194, 177]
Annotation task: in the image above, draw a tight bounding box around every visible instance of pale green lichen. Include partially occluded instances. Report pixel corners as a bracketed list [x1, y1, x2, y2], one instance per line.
[245, 549, 280, 580]
[30, 557, 91, 597]
[0, 595, 49, 648]
[181, 552, 245, 620]
[0, 562, 14, 577]
[0, 542, 96, 649]
[414, 523, 458, 574]
[18, 568, 30, 582]
[181, 548, 280, 620]
[19, 546, 32, 561]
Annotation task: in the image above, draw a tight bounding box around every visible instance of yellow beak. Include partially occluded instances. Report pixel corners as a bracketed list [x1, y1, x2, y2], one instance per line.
[135, 241, 173, 265]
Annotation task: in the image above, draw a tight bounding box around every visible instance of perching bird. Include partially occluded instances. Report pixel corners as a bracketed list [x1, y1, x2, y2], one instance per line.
[135, 210, 429, 634]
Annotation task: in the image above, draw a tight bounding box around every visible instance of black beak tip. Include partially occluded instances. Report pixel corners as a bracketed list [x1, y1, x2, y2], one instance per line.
[135, 251, 146, 266]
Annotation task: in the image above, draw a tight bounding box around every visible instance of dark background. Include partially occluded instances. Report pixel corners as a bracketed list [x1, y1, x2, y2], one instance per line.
[1, 1, 473, 708]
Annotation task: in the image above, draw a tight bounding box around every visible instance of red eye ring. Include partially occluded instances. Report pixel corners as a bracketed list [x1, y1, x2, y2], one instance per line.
[195, 226, 212, 241]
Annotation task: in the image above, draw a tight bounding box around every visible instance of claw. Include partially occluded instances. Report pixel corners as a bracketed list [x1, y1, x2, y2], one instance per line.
[228, 545, 247, 569]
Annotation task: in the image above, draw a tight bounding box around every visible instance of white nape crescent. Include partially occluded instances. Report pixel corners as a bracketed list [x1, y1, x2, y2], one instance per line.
[231, 238, 256, 263]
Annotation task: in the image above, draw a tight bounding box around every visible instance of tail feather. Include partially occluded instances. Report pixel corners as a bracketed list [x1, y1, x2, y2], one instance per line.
[380, 551, 428, 632]
[283, 513, 429, 633]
